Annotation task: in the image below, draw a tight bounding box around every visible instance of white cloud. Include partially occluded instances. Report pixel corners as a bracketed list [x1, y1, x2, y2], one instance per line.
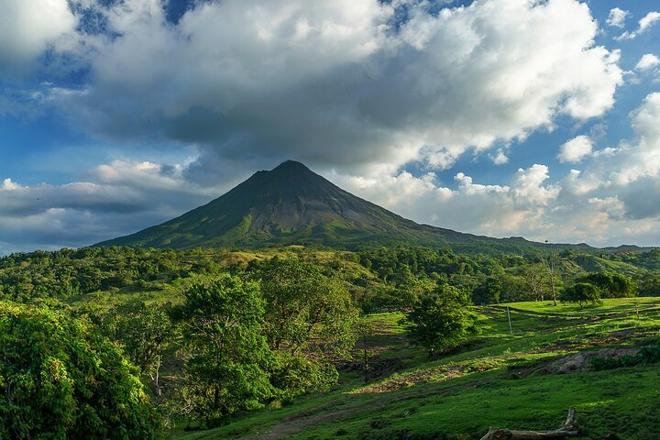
[639, 11, 660, 32]
[510, 164, 559, 206]
[491, 150, 509, 165]
[635, 53, 659, 71]
[41, 0, 622, 180]
[606, 8, 629, 28]
[558, 135, 594, 163]
[0, 0, 76, 75]
[616, 11, 660, 40]
[0, 159, 220, 249]
[333, 93, 660, 247]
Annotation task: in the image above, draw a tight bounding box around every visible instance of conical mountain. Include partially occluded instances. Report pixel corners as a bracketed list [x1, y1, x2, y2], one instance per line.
[97, 160, 592, 252]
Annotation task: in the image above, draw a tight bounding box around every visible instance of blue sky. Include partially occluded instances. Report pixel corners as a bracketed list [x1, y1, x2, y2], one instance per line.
[0, 0, 659, 253]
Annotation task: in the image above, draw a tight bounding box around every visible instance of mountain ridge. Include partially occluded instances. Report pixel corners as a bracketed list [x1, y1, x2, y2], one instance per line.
[96, 161, 645, 254]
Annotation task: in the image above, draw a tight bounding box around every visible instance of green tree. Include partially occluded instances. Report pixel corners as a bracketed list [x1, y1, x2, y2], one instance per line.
[561, 282, 601, 308]
[472, 275, 502, 305]
[404, 284, 478, 358]
[0, 301, 160, 439]
[521, 263, 552, 301]
[578, 272, 637, 298]
[104, 301, 175, 397]
[172, 274, 274, 424]
[250, 258, 358, 397]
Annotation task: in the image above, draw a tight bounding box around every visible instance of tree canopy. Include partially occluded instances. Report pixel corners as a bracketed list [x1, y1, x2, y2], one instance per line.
[0, 301, 160, 439]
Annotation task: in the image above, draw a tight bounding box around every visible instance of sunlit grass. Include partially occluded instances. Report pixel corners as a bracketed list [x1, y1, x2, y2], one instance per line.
[174, 297, 660, 440]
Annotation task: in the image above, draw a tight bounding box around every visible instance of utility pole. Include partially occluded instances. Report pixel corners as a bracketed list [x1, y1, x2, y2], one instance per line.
[545, 240, 557, 306]
[506, 306, 513, 335]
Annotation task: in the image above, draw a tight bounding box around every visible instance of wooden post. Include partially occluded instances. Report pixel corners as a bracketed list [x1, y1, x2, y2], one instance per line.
[507, 306, 513, 335]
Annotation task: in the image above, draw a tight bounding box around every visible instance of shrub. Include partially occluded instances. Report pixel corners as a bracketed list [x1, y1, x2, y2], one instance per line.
[0, 301, 160, 439]
[561, 282, 601, 307]
[404, 284, 478, 358]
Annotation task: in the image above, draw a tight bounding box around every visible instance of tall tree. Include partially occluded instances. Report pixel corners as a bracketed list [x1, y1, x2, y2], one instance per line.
[250, 258, 359, 397]
[404, 284, 478, 358]
[104, 301, 175, 397]
[172, 274, 274, 424]
[0, 302, 160, 439]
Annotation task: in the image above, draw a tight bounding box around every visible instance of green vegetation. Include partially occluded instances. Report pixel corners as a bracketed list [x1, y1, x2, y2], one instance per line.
[0, 302, 160, 439]
[172, 275, 275, 425]
[0, 244, 658, 439]
[175, 299, 660, 440]
[404, 285, 477, 357]
[562, 282, 603, 307]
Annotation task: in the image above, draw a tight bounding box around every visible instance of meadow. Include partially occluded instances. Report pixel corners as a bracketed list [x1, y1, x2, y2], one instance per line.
[175, 298, 659, 440]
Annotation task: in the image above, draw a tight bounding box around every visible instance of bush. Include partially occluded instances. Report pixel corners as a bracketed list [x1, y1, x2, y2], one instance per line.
[404, 284, 478, 358]
[0, 301, 160, 439]
[561, 282, 601, 307]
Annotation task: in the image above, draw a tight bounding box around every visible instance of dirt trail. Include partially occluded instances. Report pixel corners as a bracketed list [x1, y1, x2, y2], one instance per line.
[247, 408, 354, 440]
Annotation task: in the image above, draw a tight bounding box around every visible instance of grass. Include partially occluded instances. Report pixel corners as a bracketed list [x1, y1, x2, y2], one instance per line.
[171, 297, 659, 440]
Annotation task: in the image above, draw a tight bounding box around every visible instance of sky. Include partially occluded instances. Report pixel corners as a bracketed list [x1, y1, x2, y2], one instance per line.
[1, 0, 659, 254]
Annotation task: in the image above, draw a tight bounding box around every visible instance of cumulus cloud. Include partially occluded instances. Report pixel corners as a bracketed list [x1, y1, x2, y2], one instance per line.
[491, 150, 509, 165]
[558, 135, 594, 163]
[0, 0, 77, 76]
[606, 8, 629, 28]
[0, 159, 219, 250]
[37, 0, 622, 180]
[616, 11, 660, 40]
[2, 0, 657, 250]
[635, 53, 659, 71]
[334, 92, 660, 247]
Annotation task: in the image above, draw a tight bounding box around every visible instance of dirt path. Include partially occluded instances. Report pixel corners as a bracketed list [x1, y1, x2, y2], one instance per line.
[246, 408, 354, 440]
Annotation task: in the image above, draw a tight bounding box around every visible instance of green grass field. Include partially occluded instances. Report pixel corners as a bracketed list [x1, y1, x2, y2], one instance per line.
[173, 298, 659, 440]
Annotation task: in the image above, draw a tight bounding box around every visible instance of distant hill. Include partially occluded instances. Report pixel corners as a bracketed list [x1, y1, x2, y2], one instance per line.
[96, 161, 642, 254]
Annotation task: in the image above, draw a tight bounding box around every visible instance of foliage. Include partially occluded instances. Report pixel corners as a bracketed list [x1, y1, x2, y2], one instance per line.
[561, 282, 602, 307]
[576, 271, 637, 298]
[404, 284, 478, 357]
[0, 301, 160, 439]
[102, 300, 176, 396]
[472, 275, 503, 305]
[171, 274, 274, 424]
[248, 257, 359, 396]
[0, 247, 227, 300]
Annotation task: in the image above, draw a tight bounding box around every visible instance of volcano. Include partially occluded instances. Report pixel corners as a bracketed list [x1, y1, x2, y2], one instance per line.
[97, 160, 593, 253]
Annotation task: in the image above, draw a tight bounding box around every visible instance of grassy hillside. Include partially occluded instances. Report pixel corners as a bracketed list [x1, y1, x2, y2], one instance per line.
[173, 298, 659, 440]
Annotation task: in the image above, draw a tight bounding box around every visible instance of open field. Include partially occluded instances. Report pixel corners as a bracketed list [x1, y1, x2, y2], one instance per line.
[174, 298, 660, 440]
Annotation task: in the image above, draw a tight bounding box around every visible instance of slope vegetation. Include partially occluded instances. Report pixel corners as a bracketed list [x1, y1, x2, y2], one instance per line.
[175, 298, 659, 440]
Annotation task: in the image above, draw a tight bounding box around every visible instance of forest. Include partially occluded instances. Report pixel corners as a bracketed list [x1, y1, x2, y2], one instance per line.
[0, 245, 658, 438]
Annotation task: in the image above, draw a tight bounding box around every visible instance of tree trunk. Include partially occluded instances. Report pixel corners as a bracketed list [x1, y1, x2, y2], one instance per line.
[480, 408, 579, 440]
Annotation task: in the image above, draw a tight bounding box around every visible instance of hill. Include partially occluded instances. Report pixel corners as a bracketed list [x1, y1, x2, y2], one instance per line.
[97, 161, 617, 254]
[173, 298, 659, 439]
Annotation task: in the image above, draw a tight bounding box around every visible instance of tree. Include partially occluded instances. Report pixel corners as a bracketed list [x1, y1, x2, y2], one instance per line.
[561, 282, 601, 308]
[172, 274, 274, 424]
[249, 258, 358, 397]
[104, 301, 175, 397]
[404, 284, 478, 358]
[577, 272, 637, 298]
[0, 301, 160, 439]
[522, 263, 552, 301]
[472, 276, 503, 305]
